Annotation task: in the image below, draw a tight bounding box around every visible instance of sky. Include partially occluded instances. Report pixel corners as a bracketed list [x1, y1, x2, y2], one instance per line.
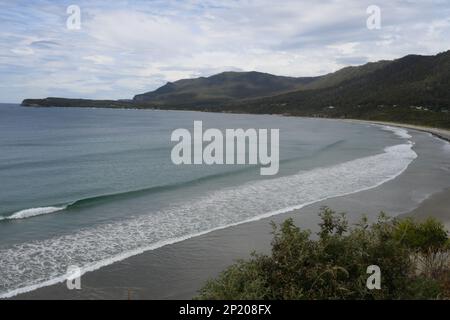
[0, 0, 449, 102]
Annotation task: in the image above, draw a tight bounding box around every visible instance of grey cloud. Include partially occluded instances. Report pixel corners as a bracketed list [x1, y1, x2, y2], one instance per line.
[30, 40, 61, 49]
[335, 56, 369, 65]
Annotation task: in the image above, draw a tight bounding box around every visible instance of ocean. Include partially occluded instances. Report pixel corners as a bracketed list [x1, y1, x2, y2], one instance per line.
[0, 103, 448, 298]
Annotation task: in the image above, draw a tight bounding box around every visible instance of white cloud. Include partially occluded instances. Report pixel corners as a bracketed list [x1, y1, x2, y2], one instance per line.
[83, 55, 115, 65]
[10, 47, 35, 56]
[0, 0, 449, 102]
[328, 42, 360, 55]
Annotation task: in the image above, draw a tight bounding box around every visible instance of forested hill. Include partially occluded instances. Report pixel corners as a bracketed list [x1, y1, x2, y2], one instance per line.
[133, 71, 317, 105]
[22, 50, 450, 128]
[221, 50, 450, 128]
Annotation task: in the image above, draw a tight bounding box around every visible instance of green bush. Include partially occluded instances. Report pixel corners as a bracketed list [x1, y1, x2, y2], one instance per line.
[197, 208, 449, 300]
[393, 217, 449, 252]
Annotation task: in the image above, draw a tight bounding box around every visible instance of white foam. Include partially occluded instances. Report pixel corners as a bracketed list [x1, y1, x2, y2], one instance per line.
[0, 206, 66, 221]
[0, 142, 417, 299]
[436, 136, 450, 153]
[379, 125, 412, 139]
[443, 143, 450, 153]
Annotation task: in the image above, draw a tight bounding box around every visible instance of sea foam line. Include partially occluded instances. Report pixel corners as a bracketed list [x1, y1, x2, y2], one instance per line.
[0, 138, 417, 299]
[379, 125, 412, 139]
[0, 147, 415, 299]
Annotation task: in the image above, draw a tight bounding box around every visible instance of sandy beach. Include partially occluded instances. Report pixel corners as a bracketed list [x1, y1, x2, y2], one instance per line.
[400, 187, 450, 229]
[347, 119, 450, 229]
[345, 119, 450, 142]
[10, 122, 449, 300]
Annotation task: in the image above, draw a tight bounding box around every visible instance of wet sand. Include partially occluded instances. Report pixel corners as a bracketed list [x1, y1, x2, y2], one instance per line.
[400, 187, 450, 229]
[11, 125, 450, 300]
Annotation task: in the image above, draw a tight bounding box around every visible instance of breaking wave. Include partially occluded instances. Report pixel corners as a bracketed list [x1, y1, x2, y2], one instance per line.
[0, 140, 417, 298]
[0, 206, 67, 221]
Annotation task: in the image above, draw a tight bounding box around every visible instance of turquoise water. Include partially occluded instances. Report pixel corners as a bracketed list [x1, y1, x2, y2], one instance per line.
[0, 104, 419, 297]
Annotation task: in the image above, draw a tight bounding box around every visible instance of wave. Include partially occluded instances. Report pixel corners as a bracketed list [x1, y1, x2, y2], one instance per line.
[379, 125, 412, 139]
[0, 140, 417, 298]
[438, 137, 450, 153]
[0, 206, 67, 221]
[317, 139, 346, 152]
[0, 168, 259, 221]
[1, 147, 347, 220]
[0, 146, 172, 171]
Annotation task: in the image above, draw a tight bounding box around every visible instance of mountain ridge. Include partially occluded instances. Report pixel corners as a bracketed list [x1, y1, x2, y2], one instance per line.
[133, 71, 318, 105]
[22, 50, 450, 128]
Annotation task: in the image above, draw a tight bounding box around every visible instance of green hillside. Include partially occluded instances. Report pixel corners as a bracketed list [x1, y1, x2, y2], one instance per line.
[22, 50, 450, 128]
[133, 71, 317, 105]
[221, 51, 450, 128]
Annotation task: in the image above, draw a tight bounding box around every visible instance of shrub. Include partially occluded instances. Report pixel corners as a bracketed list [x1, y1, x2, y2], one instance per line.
[197, 208, 449, 300]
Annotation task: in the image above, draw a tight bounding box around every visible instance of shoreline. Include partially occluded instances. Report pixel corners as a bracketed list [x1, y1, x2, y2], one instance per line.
[17, 102, 450, 138]
[12, 188, 450, 300]
[4, 114, 450, 299]
[2, 152, 414, 299]
[399, 187, 450, 229]
[343, 119, 450, 142]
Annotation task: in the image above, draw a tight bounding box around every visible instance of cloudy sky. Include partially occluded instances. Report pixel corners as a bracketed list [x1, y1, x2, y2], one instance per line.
[0, 0, 449, 102]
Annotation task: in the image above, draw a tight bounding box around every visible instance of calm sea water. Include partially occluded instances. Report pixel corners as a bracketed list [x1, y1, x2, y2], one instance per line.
[0, 103, 428, 297]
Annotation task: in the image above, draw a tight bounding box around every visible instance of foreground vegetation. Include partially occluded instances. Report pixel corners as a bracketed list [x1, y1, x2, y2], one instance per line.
[197, 208, 450, 299]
